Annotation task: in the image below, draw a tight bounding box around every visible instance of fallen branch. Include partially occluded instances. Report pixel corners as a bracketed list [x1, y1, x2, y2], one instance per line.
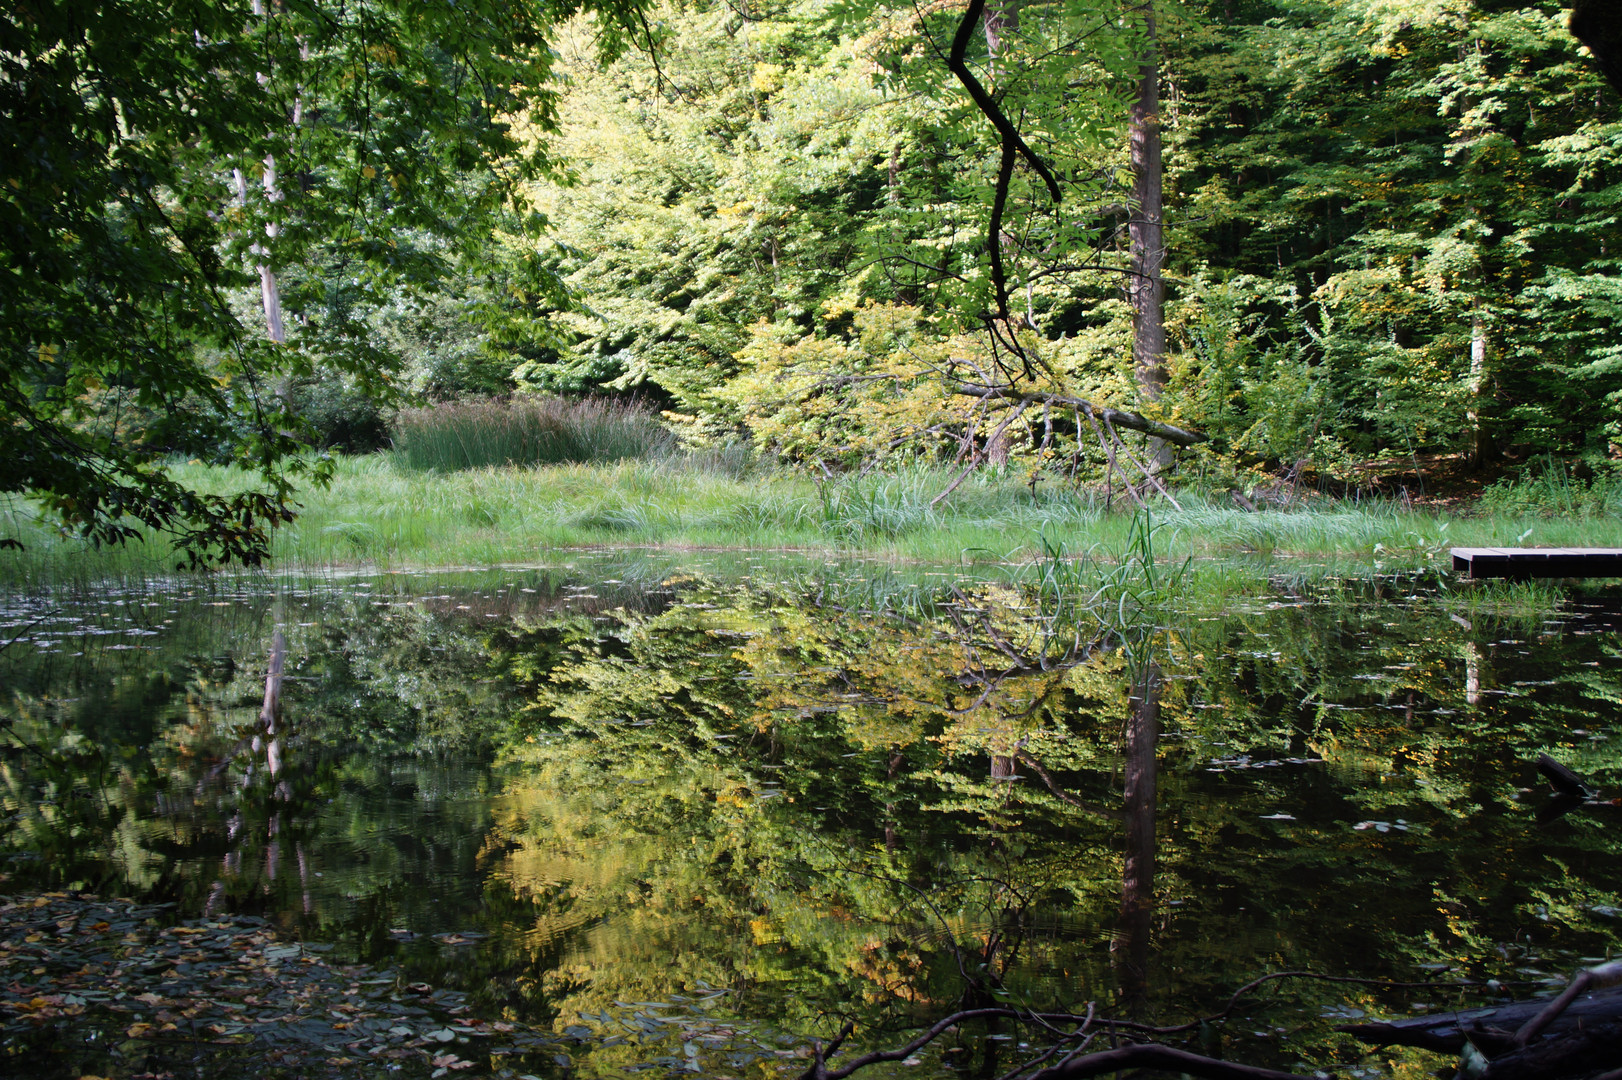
[802, 970, 1457, 1080]
[1340, 983, 1622, 1053]
[949, 382, 1207, 447]
[799, 1008, 1033, 1080]
[1026, 1044, 1319, 1080]
[1483, 1019, 1622, 1080]
[1513, 960, 1622, 1047]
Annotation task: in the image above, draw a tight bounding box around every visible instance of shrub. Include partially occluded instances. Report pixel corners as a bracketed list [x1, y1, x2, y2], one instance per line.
[288, 378, 391, 453]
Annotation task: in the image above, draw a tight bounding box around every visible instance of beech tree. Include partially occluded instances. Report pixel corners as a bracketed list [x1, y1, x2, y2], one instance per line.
[1, 0, 650, 564]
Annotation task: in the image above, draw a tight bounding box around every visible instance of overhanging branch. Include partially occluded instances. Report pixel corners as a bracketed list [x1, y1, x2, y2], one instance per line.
[950, 382, 1208, 447]
[946, 0, 1062, 322]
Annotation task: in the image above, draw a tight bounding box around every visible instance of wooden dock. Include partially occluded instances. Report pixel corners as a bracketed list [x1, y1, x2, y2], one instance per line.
[1451, 547, 1622, 579]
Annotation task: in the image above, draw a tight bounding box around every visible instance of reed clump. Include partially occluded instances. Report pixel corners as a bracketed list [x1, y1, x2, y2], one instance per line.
[393, 397, 677, 471]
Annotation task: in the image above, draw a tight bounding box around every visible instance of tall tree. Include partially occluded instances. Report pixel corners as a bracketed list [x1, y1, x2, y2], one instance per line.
[1128, 0, 1171, 469]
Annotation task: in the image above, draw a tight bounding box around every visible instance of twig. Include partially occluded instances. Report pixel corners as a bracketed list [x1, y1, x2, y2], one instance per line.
[798, 1008, 1025, 1080]
[1026, 1044, 1319, 1080]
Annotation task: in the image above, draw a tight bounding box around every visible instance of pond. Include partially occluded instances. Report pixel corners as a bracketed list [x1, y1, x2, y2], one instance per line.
[0, 552, 1618, 1079]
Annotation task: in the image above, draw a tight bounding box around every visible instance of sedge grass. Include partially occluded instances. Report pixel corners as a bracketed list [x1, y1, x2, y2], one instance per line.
[393, 396, 677, 471]
[3, 455, 1622, 586]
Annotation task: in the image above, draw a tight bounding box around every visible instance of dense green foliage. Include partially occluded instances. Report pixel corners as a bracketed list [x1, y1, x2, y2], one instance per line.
[497, 0, 1622, 485]
[1, 0, 650, 563]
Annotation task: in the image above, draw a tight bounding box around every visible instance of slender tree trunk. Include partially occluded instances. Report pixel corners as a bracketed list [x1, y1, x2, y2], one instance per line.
[983, 1, 1017, 71]
[244, 0, 287, 346]
[1129, 2, 1171, 470]
[1468, 306, 1491, 468]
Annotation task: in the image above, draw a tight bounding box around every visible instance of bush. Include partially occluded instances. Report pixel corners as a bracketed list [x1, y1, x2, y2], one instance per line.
[392, 396, 677, 471]
[288, 379, 391, 453]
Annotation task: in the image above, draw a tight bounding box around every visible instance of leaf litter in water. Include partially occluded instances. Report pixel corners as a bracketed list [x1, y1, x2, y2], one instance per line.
[0, 892, 582, 1078]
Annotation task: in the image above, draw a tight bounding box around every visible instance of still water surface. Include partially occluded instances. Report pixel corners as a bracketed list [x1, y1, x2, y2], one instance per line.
[0, 554, 1618, 1077]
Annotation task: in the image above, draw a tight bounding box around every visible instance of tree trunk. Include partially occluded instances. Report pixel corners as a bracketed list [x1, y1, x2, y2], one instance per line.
[983, 1, 1017, 72]
[1129, 3, 1171, 471]
[1468, 306, 1491, 467]
[243, 0, 287, 346]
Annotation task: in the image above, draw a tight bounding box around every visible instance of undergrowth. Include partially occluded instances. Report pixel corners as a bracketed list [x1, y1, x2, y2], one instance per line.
[1476, 457, 1622, 519]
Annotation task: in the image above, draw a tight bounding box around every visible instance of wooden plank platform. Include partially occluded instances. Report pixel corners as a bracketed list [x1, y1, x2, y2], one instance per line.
[1451, 547, 1622, 579]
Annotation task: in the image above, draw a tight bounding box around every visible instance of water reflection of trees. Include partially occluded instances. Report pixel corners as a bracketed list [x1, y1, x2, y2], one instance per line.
[487, 575, 1622, 1073]
[2, 572, 1622, 1074]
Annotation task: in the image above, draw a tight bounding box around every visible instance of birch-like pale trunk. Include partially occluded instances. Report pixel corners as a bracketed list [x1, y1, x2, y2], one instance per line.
[1468, 307, 1489, 467]
[241, 0, 286, 345]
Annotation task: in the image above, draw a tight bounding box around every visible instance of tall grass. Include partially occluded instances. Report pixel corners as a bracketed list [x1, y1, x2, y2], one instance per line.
[6, 455, 1622, 585]
[393, 397, 677, 471]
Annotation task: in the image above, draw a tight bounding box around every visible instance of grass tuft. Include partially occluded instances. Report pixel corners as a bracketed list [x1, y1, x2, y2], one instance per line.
[393, 397, 677, 471]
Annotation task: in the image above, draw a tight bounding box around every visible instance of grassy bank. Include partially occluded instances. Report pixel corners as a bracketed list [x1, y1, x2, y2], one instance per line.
[2, 453, 1620, 585]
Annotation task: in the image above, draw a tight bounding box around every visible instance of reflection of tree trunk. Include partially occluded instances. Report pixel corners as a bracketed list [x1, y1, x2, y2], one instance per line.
[1113, 663, 1160, 1009]
[1465, 641, 1481, 706]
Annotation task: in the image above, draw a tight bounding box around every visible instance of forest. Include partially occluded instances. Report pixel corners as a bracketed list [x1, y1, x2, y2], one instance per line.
[7, 6, 1622, 1079]
[6, 0, 1622, 564]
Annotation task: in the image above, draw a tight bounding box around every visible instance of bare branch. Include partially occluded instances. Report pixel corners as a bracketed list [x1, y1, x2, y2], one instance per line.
[949, 382, 1207, 447]
[1027, 1044, 1320, 1080]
